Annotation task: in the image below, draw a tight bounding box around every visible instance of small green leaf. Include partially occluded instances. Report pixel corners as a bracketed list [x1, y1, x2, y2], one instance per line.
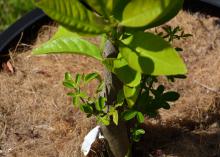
[122, 110, 137, 121]
[95, 97, 106, 111]
[96, 82, 104, 93]
[33, 36, 102, 61]
[78, 92, 88, 99]
[63, 81, 76, 88]
[112, 110, 119, 125]
[98, 115, 110, 126]
[115, 102, 124, 108]
[80, 104, 93, 113]
[85, 72, 101, 83]
[35, 0, 110, 34]
[67, 92, 76, 97]
[131, 128, 145, 142]
[96, 81, 104, 93]
[65, 72, 73, 81]
[123, 85, 140, 108]
[134, 129, 145, 136]
[75, 74, 81, 86]
[162, 91, 180, 102]
[120, 32, 187, 75]
[73, 96, 80, 106]
[136, 112, 145, 123]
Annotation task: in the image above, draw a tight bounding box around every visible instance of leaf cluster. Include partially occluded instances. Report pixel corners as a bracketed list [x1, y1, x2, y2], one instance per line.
[63, 72, 122, 126]
[121, 75, 180, 142]
[33, 0, 190, 143]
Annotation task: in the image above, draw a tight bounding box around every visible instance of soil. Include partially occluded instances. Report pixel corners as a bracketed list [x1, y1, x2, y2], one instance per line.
[0, 10, 220, 157]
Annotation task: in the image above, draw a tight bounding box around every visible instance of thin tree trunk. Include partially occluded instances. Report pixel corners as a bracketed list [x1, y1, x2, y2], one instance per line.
[100, 40, 130, 157]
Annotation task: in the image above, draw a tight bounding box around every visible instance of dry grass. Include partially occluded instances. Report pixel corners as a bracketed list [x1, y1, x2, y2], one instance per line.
[0, 11, 220, 157]
[0, 26, 103, 157]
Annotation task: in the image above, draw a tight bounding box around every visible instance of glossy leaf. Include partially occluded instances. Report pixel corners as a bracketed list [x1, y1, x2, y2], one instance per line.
[112, 110, 119, 125]
[78, 92, 88, 99]
[95, 97, 106, 111]
[81, 0, 113, 17]
[117, 0, 183, 28]
[123, 85, 140, 108]
[117, 89, 125, 103]
[80, 104, 93, 113]
[64, 72, 73, 81]
[84, 73, 101, 83]
[63, 81, 76, 88]
[122, 110, 137, 121]
[136, 112, 144, 123]
[51, 26, 79, 40]
[75, 74, 82, 86]
[35, 0, 110, 34]
[103, 57, 141, 87]
[120, 32, 187, 75]
[96, 83, 104, 93]
[146, 0, 183, 29]
[98, 115, 110, 125]
[63, 72, 76, 88]
[67, 93, 77, 97]
[96, 82, 104, 93]
[73, 96, 80, 106]
[33, 36, 102, 61]
[131, 128, 145, 142]
[134, 129, 145, 136]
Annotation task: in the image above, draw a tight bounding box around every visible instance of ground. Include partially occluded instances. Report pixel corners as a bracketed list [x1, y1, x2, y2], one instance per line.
[0, 10, 220, 157]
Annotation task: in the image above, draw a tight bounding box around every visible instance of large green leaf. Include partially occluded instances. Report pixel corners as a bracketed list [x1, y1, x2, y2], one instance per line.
[51, 26, 79, 40]
[82, 0, 126, 20]
[123, 85, 140, 108]
[116, 0, 183, 28]
[35, 0, 110, 34]
[145, 0, 184, 29]
[103, 56, 141, 87]
[33, 31, 103, 60]
[81, 0, 113, 17]
[120, 32, 187, 75]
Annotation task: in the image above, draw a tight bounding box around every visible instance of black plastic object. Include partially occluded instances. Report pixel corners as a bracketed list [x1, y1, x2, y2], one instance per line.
[0, 8, 51, 63]
[183, 0, 220, 18]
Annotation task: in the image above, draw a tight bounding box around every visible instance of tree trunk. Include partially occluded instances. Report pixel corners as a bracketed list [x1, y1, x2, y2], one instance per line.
[100, 40, 130, 157]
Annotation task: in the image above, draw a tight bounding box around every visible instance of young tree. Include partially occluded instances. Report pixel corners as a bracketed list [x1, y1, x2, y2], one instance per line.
[33, 0, 187, 156]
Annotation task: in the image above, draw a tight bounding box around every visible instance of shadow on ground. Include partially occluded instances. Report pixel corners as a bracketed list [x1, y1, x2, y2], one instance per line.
[134, 97, 220, 157]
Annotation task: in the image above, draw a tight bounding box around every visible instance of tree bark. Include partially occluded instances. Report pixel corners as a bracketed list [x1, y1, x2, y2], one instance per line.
[100, 40, 130, 157]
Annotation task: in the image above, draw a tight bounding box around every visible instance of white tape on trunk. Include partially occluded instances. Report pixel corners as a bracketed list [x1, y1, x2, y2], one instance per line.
[81, 126, 104, 156]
